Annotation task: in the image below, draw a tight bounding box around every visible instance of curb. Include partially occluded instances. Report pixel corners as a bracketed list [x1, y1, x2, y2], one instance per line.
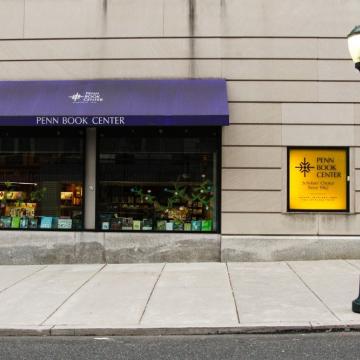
[51, 325, 313, 336]
[0, 327, 52, 336]
[0, 323, 357, 336]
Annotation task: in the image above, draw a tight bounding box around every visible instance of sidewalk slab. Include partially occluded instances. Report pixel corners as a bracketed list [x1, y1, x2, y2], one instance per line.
[0, 264, 102, 326]
[44, 263, 164, 327]
[156, 262, 230, 289]
[0, 265, 45, 292]
[228, 262, 337, 323]
[140, 263, 239, 326]
[0, 261, 359, 336]
[289, 260, 360, 322]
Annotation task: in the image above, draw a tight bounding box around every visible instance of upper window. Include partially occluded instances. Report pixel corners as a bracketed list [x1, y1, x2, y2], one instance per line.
[0, 128, 84, 230]
[97, 127, 220, 232]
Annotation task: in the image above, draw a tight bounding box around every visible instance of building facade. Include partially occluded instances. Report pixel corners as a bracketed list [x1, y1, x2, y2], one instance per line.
[0, 0, 359, 264]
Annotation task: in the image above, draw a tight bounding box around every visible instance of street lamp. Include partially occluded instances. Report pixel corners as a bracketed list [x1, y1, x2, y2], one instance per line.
[349, 25, 360, 313]
[353, 282, 360, 313]
[348, 25, 360, 72]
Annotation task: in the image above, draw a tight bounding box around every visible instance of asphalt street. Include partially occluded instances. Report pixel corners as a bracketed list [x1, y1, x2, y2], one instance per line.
[1, 333, 360, 360]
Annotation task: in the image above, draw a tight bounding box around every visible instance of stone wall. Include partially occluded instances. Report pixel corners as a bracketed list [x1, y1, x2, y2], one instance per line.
[0, 232, 220, 264]
[0, 0, 359, 261]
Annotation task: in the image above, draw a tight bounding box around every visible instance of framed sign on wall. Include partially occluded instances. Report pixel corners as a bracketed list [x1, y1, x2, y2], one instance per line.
[287, 147, 349, 212]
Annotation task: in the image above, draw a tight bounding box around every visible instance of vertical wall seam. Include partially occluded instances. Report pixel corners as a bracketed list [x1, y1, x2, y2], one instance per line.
[162, 0, 165, 36]
[189, 0, 196, 78]
[317, 213, 320, 236]
[22, 0, 26, 38]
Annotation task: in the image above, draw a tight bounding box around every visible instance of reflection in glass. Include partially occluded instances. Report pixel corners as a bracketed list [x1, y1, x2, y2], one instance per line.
[0, 128, 84, 230]
[98, 127, 219, 232]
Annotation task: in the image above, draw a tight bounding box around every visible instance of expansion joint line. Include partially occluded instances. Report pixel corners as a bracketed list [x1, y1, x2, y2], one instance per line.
[226, 263, 241, 324]
[344, 259, 360, 272]
[139, 263, 166, 325]
[0, 265, 48, 296]
[40, 263, 108, 325]
[286, 262, 341, 322]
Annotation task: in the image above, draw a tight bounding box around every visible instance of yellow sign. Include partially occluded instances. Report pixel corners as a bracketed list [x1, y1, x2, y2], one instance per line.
[288, 148, 348, 211]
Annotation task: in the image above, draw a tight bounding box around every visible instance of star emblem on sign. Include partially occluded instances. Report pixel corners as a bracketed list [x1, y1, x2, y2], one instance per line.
[295, 157, 314, 177]
[69, 93, 83, 102]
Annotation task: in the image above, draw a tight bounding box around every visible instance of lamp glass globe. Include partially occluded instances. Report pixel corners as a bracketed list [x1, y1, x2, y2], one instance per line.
[348, 26, 360, 63]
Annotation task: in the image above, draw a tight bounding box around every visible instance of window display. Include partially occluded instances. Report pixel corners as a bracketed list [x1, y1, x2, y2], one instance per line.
[0, 128, 84, 230]
[97, 127, 220, 232]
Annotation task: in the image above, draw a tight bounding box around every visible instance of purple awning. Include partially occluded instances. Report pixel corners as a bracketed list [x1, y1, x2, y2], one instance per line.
[0, 79, 229, 127]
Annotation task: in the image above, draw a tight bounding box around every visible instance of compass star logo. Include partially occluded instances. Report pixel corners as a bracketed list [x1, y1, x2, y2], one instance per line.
[295, 157, 314, 177]
[69, 92, 83, 103]
[68, 91, 103, 104]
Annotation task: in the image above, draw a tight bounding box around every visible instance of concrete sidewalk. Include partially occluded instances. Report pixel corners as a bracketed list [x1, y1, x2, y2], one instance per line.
[0, 260, 360, 336]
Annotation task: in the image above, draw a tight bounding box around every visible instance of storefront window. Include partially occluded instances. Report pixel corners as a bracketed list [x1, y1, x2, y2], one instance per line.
[97, 127, 220, 232]
[0, 128, 84, 230]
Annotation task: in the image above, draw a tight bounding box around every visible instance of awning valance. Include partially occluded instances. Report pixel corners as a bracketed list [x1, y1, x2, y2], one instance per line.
[0, 79, 229, 127]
